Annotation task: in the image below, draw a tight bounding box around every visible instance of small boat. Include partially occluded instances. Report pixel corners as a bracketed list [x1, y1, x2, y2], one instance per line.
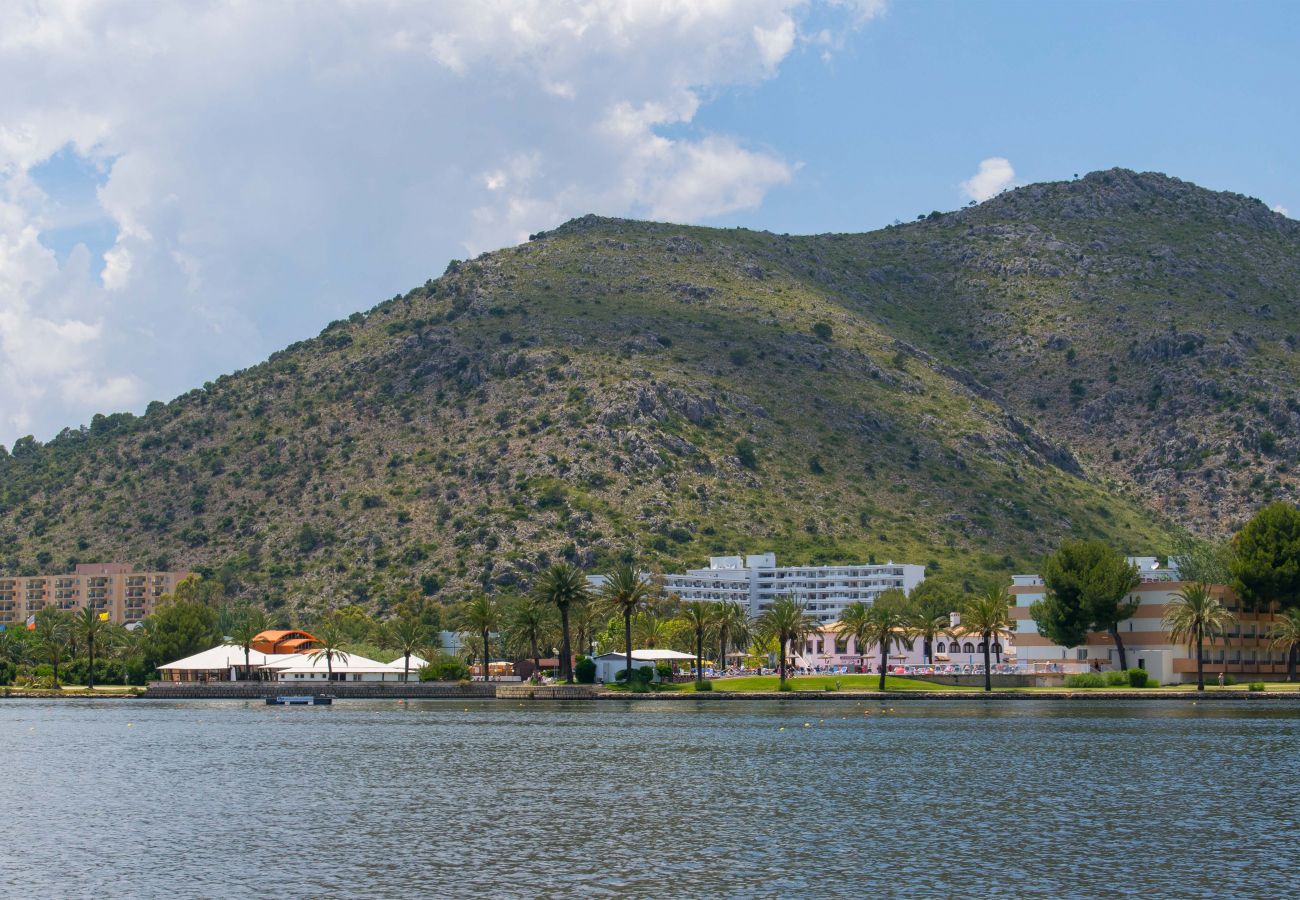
[312, 696, 334, 705]
[266, 695, 316, 705]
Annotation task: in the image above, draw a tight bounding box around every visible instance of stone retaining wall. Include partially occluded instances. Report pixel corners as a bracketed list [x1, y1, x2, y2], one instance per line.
[142, 681, 494, 699]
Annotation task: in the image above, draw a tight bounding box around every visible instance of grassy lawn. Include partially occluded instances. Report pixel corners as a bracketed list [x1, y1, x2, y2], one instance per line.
[604, 675, 975, 693]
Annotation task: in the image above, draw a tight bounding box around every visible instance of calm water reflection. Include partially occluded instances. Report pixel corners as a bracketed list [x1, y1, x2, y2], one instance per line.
[1, 698, 1296, 899]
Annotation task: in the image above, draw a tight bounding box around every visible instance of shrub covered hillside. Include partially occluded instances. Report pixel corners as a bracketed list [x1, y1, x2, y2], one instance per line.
[2, 168, 1297, 615]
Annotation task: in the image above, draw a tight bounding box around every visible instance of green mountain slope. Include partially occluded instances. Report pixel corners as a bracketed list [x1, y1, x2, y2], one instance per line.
[2, 168, 1294, 614]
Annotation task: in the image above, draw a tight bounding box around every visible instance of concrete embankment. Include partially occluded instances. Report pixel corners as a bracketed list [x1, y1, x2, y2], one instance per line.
[141, 681, 495, 700]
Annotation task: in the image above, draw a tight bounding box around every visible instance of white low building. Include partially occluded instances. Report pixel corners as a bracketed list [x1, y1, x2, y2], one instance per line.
[592, 649, 698, 683]
[656, 553, 926, 624]
[157, 644, 279, 682]
[262, 652, 414, 683]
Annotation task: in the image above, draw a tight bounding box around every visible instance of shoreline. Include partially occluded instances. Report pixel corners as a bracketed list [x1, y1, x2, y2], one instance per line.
[5, 685, 1298, 702]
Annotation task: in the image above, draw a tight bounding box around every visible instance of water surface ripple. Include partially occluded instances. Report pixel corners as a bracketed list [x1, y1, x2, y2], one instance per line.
[1, 698, 1295, 899]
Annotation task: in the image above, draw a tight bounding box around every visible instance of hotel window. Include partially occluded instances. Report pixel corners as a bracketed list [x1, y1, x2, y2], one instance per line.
[962, 642, 974, 654]
[936, 642, 946, 654]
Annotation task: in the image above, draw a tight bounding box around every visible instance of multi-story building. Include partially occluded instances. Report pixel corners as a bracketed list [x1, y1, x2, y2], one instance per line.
[658, 553, 926, 624]
[0, 563, 192, 628]
[1010, 556, 1291, 684]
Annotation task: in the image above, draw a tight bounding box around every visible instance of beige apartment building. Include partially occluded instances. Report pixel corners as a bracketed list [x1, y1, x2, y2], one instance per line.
[0, 563, 192, 628]
[1011, 556, 1290, 684]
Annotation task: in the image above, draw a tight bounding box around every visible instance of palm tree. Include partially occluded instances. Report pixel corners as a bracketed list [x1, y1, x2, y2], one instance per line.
[1163, 582, 1235, 691]
[840, 591, 914, 691]
[459, 595, 504, 682]
[534, 562, 590, 683]
[33, 608, 72, 687]
[76, 606, 111, 689]
[632, 611, 675, 650]
[1267, 608, 1300, 682]
[679, 601, 713, 685]
[599, 562, 652, 687]
[505, 598, 553, 679]
[960, 585, 1017, 692]
[571, 599, 598, 659]
[756, 596, 819, 686]
[306, 616, 350, 682]
[711, 600, 750, 674]
[228, 607, 268, 681]
[387, 613, 430, 682]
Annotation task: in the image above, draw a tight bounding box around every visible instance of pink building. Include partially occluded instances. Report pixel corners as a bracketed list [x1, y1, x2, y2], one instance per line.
[790, 624, 1014, 674]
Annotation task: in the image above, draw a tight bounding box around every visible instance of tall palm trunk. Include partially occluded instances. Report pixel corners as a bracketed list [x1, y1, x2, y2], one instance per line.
[530, 637, 540, 677]
[1289, 644, 1297, 682]
[695, 628, 703, 685]
[624, 609, 634, 687]
[558, 603, 573, 683]
[778, 637, 787, 684]
[719, 632, 727, 674]
[327, 652, 333, 682]
[243, 646, 251, 682]
[1110, 624, 1129, 672]
[87, 633, 96, 690]
[1195, 626, 1205, 691]
[403, 651, 411, 683]
[878, 638, 888, 691]
[923, 635, 932, 665]
[982, 633, 992, 692]
[481, 627, 491, 682]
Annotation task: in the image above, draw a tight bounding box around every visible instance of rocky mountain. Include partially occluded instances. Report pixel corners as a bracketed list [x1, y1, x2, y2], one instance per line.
[2, 168, 1295, 614]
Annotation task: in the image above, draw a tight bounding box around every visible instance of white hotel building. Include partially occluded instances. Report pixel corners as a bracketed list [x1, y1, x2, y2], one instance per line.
[658, 553, 926, 624]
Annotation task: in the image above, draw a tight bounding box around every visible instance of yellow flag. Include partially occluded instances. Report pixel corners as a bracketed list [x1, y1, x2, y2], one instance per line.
[99, 612, 110, 621]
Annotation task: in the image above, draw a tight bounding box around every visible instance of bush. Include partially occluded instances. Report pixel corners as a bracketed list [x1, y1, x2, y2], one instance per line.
[636, 666, 656, 686]
[1126, 668, 1150, 688]
[1223, 674, 1237, 686]
[1249, 681, 1266, 692]
[575, 656, 596, 684]
[693, 679, 713, 692]
[419, 654, 470, 682]
[778, 681, 794, 692]
[1064, 673, 1107, 688]
[655, 661, 673, 679]
[1146, 679, 1160, 688]
[0, 660, 15, 686]
[1105, 670, 1128, 686]
[812, 322, 833, 341]
[735, 438, 757, 470]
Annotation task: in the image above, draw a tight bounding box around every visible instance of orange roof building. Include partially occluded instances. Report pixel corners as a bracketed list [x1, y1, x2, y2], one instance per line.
[250, 630, 319, 654]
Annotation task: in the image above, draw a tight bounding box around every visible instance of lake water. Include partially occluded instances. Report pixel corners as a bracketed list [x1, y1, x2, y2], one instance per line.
[1, 698, 1295, 899]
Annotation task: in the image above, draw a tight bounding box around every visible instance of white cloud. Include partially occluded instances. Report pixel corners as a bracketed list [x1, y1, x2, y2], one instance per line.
[1272, 204, 1289, 217]
[960, 157, 1016, 203]
[0, 0, 882, 445]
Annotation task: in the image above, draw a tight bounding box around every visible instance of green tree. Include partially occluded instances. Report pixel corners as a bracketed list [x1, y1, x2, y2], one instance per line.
[1162, 582, 1235, 691]
[679, 601, 713, 686]
[306, 616, 351, 681]
[908, 580, 959, 664]
[34, 608, 73, 686]
[598, 563, 652, 687]
[1035, 540, 1140, 669]
[75, 606, 111, 689]
[710, 599, 750, 673]
[1231, 501, 1300, 679]
[841, 589, 914, 691]
[960, 585, 1016, 692]
[757, 596, 819, 686]
[386, 613, 430, 683]
[1172, 537, 1235, 585]
[1267, 608, 1300, 682]
[141, 600, 221, 674]
[534, 562, 590, 683]
[459, 595, 504, 682]
[228, 607, 269, 680]
[505, 598, 553, 677]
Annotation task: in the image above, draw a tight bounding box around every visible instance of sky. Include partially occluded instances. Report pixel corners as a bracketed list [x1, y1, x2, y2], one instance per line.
[1, 0, 1296, 446]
